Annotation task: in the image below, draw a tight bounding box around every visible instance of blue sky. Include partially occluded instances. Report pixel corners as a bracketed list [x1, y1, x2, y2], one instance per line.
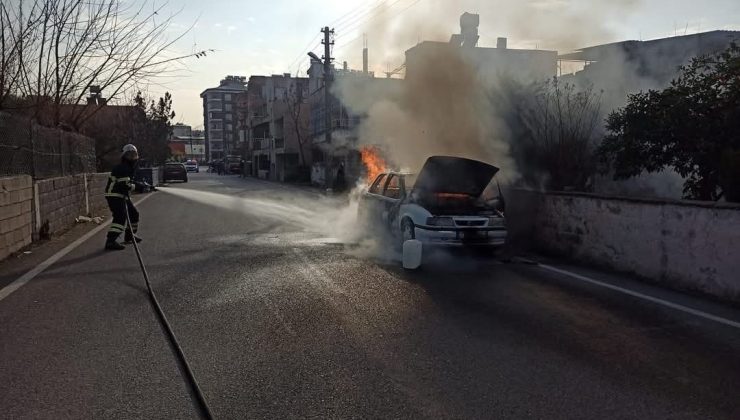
[148, 0, 740, 127]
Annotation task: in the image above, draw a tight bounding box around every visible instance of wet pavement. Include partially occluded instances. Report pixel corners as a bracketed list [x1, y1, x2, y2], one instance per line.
[1, 172, 739, 419]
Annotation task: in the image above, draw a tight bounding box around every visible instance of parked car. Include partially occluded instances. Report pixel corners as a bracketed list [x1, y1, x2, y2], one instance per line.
[358, 156, 506, 250]
[163, 162, 188, 183]
[184, 160, 199, 173]
[225, 156, 242, 174]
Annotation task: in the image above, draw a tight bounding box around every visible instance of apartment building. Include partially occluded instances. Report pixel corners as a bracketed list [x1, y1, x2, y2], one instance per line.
[245, 74, 311, 182]
[559, 30, 740, 111]
[168, 123, 206, 161]
[200, 76, 247, 161]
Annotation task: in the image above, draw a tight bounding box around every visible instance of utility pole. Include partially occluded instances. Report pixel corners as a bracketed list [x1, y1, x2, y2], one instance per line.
[321, 26, 334, 145]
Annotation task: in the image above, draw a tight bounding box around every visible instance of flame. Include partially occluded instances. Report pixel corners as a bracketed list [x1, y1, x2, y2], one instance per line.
[360, 146, 387, 184]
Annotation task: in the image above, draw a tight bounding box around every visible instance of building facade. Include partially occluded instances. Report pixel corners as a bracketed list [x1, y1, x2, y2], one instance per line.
[307, 60, 388, 187]
[168, 123, 206, 162]
[559, 30, 740, 111]
[245, 74, 311, 182]
[200, 76, 247, 161]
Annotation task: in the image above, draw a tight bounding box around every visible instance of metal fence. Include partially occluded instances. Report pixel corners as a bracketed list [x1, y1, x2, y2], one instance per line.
[0, 112, 95, 179]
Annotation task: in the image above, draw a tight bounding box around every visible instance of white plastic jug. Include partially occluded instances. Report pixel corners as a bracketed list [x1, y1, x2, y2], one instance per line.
[402, 240, 422, 270]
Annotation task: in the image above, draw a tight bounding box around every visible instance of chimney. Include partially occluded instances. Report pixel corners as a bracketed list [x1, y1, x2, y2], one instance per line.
[497, 37, 507, 49]
[363, 48, 368, 74]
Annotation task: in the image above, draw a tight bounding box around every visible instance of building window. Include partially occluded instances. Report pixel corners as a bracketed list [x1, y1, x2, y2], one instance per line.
[224, 103, 232, 112]
[225, 113, 233, 121]
[226, 123, 233, 131]
[224, 94, 232, 101]
[210, 121, 223, 130]
[208, 93, 221, 101]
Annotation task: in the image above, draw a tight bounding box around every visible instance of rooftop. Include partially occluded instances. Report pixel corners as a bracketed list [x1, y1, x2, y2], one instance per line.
[558, 30, 740, 61]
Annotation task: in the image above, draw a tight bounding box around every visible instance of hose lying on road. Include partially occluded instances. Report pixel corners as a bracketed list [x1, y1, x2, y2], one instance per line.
[125, 203, 214, 420]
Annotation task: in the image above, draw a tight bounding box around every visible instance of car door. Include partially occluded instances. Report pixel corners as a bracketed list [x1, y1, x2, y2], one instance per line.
[359, 174, 387, 226]
[379, 174, 403, 227]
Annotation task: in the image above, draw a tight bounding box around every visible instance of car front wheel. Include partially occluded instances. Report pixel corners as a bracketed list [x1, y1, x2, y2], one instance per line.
[401, 218, 415, 245]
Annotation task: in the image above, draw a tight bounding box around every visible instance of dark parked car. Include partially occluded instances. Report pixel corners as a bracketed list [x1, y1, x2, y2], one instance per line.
[163, 162, 188, 182]
[226, 156, 242, 174]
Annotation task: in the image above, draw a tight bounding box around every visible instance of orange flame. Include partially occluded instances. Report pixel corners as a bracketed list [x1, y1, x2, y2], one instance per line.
[360, 146, 387, 184]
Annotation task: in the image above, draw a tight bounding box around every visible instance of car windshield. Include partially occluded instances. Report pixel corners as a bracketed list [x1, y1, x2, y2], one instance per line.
[5, 2, 738, 419]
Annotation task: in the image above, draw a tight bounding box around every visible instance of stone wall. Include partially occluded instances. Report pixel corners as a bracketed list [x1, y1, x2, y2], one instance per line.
[509, 189, 740, 301]
[0, 176, 33, 260]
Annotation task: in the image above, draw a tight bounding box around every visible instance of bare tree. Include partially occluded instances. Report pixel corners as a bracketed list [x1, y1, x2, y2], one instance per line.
[518, 78, 603, 191]
[0, 0, 209, 129]
[285, 79, 310, 167]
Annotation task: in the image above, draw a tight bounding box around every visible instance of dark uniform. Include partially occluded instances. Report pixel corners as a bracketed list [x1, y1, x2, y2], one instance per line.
[105, 160, 139, 244]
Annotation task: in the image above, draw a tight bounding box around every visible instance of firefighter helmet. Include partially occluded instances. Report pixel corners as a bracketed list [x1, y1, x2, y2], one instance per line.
[121, 144, 139, 160]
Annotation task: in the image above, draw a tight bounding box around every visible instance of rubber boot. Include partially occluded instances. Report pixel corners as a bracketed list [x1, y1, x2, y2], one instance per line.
[105, 240, 126, 251]
[124, 234, 142, 244]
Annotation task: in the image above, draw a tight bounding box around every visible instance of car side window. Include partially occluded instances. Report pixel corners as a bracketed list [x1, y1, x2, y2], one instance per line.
[383, 175, 402, 199]
[368, 174, 386, 194]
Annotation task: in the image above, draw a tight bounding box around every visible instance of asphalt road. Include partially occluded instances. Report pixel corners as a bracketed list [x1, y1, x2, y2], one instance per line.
[1, 172, 740, 419]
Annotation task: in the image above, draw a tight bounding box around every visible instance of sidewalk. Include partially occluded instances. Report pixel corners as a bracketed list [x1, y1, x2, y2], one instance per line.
[0, 219, 107, 290]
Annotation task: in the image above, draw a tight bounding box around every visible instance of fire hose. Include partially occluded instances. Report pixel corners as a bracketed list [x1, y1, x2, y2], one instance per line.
[124, 201, 214, 420]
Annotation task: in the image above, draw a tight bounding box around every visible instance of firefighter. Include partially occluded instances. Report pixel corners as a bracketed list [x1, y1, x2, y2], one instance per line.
[104, 144, 143, 251]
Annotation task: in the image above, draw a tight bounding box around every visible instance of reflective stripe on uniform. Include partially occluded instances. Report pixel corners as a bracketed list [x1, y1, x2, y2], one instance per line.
[109, 223, 126, 233]
[105, 193, 125, 198]
[107, 176, 131, 194]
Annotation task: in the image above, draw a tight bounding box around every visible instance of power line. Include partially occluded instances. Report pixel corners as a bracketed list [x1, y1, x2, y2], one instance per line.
[285, 2, 384, 76]
[331, 0, 386, 28]
[334, 0, 424, 53]
[335, 0, 406, 34]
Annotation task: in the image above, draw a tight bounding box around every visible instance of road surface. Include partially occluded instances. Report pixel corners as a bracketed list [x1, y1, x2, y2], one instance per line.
[1, 172, 739, 419]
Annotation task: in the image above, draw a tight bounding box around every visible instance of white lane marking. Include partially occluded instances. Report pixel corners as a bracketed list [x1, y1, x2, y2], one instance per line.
[538, 264, 740, 330]
[0, 194, 155, 303]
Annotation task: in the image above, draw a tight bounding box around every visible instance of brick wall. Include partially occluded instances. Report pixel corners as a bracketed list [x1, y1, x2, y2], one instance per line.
[0, 176, 33, 260]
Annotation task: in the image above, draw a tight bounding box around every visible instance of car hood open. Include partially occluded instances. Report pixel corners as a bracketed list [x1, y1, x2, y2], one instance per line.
[412, 156, 499, 197]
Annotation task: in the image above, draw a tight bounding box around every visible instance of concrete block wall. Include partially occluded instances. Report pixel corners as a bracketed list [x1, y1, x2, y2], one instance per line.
[0, 176, 33, 260]
[34, 173, 109, 239]
[518, 190, 740, 301]
[87, 173, 109, 214]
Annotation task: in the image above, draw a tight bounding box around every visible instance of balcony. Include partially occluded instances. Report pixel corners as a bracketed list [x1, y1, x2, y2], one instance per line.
[253, 138, 272, 150]
[209, 129, 224, 140]
[207, 101, 223, 112]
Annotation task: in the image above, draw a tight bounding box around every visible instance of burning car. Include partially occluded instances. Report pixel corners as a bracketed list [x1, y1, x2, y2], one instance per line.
[358, 156, 506, 249]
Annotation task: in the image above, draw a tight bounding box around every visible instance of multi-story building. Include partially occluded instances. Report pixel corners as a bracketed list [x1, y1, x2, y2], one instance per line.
[245, 74, 311, 181]
[307, 60, 397, 187]
[404, 39, 557, 83]
[168, 123, 206, 162]
[559, 30, 740, 111]
[200, 76, 247, 161]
